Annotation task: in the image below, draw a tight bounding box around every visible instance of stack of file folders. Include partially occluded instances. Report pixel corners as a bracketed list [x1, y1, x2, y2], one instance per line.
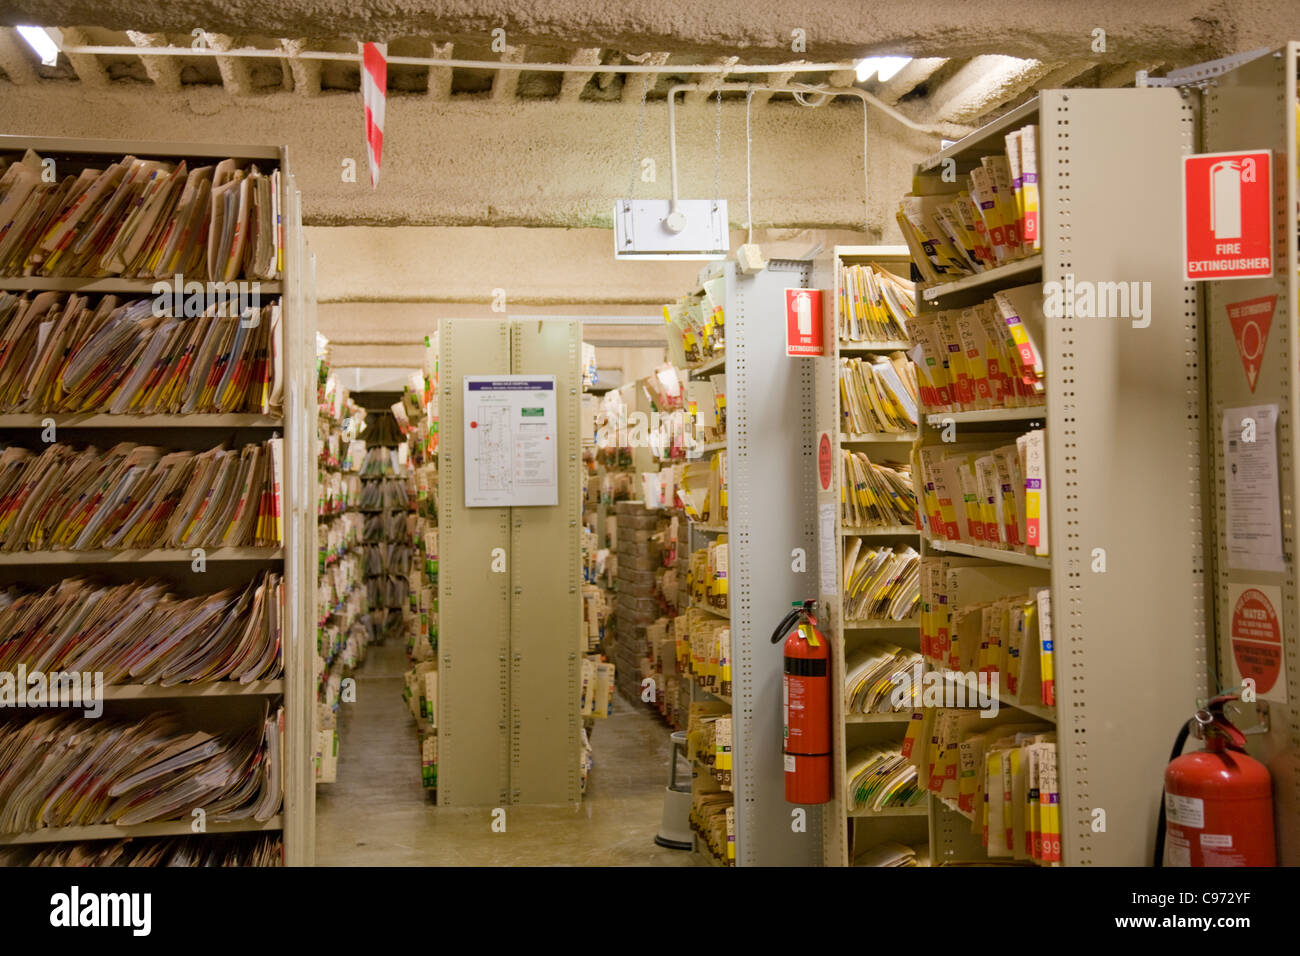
[360, 477, 409, 511]
[839, 354, 918, 434]
[0, 293, 281, 415]
[360, 446, 399, 477]
[0, 151, 281, 280]
[905, 708, 1059, 865]
[915, 430, 1047, 556]
[847, 745, 926, 811]
[852, 841, 928, 867]
[837, 261, 915, 343]
[840, 450, 916, 529]
[0, 833, 283, 867]
[844, 641, 924, 716]
[919, 563, 1054, 709]
[0, 706, 284, 833]
[0, 438, 284, 551]
[842, 539, 920, 621]
[0, 572, 283, 685]
[896, 124, 1040, 284]
[907, 284, 1045, 413]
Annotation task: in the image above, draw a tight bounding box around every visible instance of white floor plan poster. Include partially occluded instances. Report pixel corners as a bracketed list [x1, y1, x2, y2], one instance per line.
[463, 375, 559, 507]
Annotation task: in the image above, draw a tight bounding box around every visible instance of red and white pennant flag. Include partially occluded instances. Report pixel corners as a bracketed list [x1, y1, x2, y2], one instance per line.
[360, 42, 387, 188]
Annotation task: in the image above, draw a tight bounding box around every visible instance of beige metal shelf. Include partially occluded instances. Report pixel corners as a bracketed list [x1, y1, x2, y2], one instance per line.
[0, 276, 283, 294]
[914, 97, 1040, 174]
[0, 547, 283, 565]
[922, 407, 1046, 427]
[691, 522, 728, 534]
[99, 680, 284, 700]
[839, 340, 911, 352]
[840, 432, 914, 443]
[847, 805, 929, 818]
[0, 815, 283, 846]
[845, 712, 912, 723]
[919, 255, 1042, 303]
[931, 670, 1057, 724]
[925, 538, 1052, 569]
[0, 413, 283, 429]
[840, 525, 918, 537]
[691, 601, 730, 620]
[689, 352, 726, 376]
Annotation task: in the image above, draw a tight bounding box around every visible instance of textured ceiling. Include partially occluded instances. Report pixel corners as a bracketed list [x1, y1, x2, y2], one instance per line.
[0, 2, 1288, 233]
[0, 0, 1265, 62]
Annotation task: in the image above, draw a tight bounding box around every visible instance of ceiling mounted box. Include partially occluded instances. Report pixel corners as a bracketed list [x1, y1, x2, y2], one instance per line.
[613, 199, 729, 260]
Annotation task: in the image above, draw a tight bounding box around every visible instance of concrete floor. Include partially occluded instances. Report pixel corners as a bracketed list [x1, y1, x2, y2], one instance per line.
[314, 639, 703, 866]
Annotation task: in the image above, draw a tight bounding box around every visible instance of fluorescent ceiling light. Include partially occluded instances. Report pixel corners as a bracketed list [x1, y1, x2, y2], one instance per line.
[17, 26, 61, 66]
[855, 56, 911, 83]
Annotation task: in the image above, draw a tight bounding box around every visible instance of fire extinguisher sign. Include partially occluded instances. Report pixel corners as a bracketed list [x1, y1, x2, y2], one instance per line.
[785, 288, 825, 357]
[1182, 150, 1273, 281]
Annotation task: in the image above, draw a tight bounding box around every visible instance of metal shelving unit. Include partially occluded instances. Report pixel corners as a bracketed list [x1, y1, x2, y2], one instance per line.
[812, 244, 926, 867]
[676, 259, 823, 866]
[906, 90, 1207, 867]
[0, 135, 315, 865]
[1197, 44, 1300, 864]
[436, 319, 582, 806]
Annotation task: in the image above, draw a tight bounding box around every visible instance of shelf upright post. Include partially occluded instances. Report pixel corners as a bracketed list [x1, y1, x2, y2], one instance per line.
[725, 259, 822, 866]
[436, 319, 514, 807]
[1200, 45, 1300, 863]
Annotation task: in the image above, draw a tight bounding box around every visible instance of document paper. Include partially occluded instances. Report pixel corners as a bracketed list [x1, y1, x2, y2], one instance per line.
[463, 375, 559, 507]
[1222, 404, 1284, 572]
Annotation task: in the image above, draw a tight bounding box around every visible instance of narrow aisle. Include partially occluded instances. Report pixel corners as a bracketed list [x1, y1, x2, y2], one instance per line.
[315, 644, 702, 866]
[315, 639, 425, 865]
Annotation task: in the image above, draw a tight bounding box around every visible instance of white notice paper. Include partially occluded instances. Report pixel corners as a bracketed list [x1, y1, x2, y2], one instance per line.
[1222, 404, 1285, 572]
[818, 503, 838, 596]
[463, 375, 559, 507]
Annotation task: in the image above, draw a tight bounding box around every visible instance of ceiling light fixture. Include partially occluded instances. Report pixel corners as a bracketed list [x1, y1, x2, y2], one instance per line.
[854, 56, 911, 83]
[17, 26, 61, 66]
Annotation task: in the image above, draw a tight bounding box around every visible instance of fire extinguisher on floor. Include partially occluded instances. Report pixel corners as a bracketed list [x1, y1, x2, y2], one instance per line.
[770, 600, 831, 805]
[1156, 694, 1275, 867]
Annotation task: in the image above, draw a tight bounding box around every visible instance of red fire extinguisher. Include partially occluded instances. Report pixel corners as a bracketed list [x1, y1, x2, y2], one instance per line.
[1156, 694, 1275, 867]
[770, 601, 831, 805]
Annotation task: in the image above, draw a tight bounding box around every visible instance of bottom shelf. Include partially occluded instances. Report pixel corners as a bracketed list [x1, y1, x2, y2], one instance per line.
[0, 815, 283, 846]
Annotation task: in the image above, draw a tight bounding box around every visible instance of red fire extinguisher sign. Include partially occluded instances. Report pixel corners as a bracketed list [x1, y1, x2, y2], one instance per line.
[1182, 150, 1272, 281]
[785, 289, 825, 357]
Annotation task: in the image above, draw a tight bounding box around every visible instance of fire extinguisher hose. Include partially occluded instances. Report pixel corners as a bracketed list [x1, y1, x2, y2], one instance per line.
[1153, 719, 1194, 868]
[769, 603, 811, 644]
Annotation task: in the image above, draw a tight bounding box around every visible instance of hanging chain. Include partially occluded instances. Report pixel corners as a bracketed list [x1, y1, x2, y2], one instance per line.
[628, 74, 651, 199]
[712, 89, 723, 204]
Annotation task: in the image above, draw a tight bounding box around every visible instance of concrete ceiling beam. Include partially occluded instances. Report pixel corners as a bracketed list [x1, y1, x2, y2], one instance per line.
[749, 70, 794, 107]
[281, 38, 321, 96]
[558, 46, 601, 102]
[56, 27, 106, 86]
[687, 56, 738, 104]
[871, 57, 947, 105]
[906, 55, 1055, 124]
[426, 40, 454, 99]
[491, 44, 524, 101]
[205, 32, 253, 96]
[1032, 58, 1096, 90]
[126, 30, 180, 91]
[0, 27, 38, 84]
